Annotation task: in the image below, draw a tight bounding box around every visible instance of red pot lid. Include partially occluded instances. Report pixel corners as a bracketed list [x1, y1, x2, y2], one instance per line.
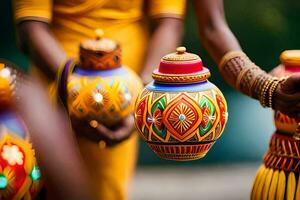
[152, 47, 210, 84]
[280, 50, 300, 72]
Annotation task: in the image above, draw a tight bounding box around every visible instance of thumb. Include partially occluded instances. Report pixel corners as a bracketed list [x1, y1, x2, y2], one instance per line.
[280, 73, 300, 94]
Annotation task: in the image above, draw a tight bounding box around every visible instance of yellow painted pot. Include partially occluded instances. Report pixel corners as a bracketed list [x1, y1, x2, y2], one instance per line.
[67, 30, 143, 128]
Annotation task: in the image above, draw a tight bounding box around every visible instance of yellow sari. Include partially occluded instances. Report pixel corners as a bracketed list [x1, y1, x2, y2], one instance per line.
[14, 0, 185, 199]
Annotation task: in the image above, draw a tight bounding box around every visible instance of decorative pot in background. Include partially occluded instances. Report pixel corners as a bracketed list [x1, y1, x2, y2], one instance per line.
[67, 30, 143, 128]
[251, 50, 300, 200]
[274, 50, 300, 134]
[134, 47, 228, 161]
[0, 63, 42, 199]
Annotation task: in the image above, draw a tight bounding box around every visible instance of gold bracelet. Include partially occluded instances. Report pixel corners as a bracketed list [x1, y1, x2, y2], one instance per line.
[269, 77, 287, 108]
[268, 79, 279, 108]
[263, 78, 278, 107]
[259, 79, 269, 107]
[260, 78, 274, 107]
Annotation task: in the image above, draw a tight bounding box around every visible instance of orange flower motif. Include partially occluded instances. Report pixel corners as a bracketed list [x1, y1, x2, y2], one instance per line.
[1, 145, 24, 166]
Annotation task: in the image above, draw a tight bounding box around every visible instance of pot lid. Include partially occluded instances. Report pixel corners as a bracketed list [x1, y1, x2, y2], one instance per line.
[152, 47, 210, 84]
[280, 50, 300, 67]
[80, 29, 117, 52]
[79, 29, 121, 70]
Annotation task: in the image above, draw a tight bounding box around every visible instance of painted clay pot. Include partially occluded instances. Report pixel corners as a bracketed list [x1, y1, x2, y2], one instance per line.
[134, 47, 228, 161]
[251, 50, 300, 200]
[265, 50, 300, 172]
[0, 64, 42, 199]
[67, 30, 143, 127]
[273, 50, 300, 134]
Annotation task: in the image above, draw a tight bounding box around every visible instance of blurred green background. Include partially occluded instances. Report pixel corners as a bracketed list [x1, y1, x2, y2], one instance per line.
[1, 1, 299, 166]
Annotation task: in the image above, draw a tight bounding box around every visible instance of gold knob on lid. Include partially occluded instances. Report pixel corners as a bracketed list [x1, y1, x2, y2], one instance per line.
[95, 29, 104, 40]
[176, 46, 186, 54]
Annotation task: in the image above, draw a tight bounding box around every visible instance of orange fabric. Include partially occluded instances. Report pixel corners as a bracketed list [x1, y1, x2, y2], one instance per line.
[14, 0, 52, 23]
[148, 0, 186, 18]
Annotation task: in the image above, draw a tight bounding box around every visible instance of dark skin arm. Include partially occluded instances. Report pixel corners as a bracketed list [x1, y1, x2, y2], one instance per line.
[14, 77, 95, 200]
[195, 0, 241, 62]
[194, 0, 300, 117]
[141, 18, 184, 84]
[16, 21, 67, 80]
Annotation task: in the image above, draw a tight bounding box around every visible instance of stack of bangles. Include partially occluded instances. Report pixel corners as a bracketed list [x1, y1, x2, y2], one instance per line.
[56, 58, 77, 109]
[218, 51, 286, 108]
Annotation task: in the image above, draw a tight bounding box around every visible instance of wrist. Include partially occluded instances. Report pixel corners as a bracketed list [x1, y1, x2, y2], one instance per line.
[219, 51, 282, 108]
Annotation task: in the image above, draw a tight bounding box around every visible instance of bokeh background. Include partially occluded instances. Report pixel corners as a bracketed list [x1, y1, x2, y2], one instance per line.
[1, 1, 300, 199]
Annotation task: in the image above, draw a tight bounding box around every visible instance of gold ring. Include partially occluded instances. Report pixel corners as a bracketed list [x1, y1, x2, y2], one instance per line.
[89, 120, 99, 128]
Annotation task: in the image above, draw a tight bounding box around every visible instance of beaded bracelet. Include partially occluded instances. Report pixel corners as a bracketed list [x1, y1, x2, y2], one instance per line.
[267, 79, 279, 108]
[260, 78, 276, 107]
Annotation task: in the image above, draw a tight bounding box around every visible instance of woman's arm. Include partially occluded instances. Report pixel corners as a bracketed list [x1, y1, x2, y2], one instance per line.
[140, 18, 183, 84]
[16, 21, 67, 80]
[195, 0, 241, 62]
[195, 0, 300, 117]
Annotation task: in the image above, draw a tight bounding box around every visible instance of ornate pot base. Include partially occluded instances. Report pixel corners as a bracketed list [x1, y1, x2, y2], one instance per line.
[252, 133, 300, 200]
[147, 142, 215, 161]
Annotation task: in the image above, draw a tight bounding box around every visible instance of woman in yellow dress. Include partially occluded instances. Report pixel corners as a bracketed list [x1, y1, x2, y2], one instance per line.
[13, 0, 186, 199]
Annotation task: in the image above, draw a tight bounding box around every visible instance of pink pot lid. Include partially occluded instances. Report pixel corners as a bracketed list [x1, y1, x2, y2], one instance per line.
[152, 47, 211, 84]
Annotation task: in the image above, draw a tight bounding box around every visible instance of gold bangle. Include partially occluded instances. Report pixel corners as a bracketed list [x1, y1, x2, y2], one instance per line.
[268, 79, 279, 108]
[259, 80, 268, 107]
[269, 77, 287, 108]
[260, 78, 273, 107]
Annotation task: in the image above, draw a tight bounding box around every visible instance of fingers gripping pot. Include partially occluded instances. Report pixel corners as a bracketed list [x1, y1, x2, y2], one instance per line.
[0, 62, 42, 199]
[134, 47, 228, 161]
[251, 51, 300, 200]
[67, 30, 143, 128]
[265, 50, 300, 172]
[273, 50, 300, 135]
